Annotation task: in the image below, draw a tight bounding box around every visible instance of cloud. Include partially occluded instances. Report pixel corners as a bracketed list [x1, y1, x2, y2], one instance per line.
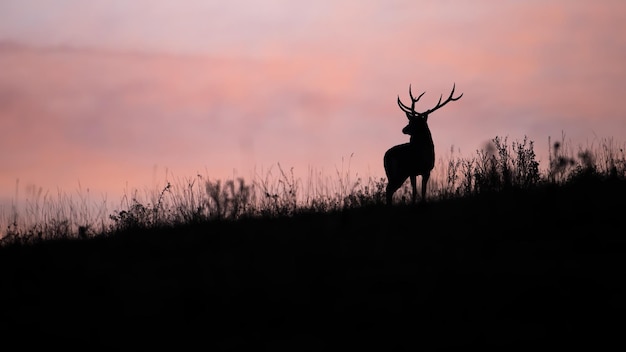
[0, 43, 369, 198]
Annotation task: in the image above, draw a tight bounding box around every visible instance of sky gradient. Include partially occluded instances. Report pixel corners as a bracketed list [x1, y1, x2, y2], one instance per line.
[1, 0, 626, 209]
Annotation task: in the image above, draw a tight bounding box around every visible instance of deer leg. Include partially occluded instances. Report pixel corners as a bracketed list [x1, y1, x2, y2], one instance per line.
[421, 173, 430, 202]
[410, 175, 417, 204]
[386, 178, 405, 206]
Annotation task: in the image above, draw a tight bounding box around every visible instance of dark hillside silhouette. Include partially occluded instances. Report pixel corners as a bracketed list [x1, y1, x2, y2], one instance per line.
[1, 135, 625, 350]
[1, 175, 625, 350]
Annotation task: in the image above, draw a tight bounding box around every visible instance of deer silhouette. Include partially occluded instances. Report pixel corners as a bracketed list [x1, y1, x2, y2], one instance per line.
[384, 84, 463, 205]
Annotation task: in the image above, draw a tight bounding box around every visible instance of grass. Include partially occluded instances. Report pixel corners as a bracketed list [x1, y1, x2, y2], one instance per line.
[7, 133, 624, 242]
[0, 134, 625, 350]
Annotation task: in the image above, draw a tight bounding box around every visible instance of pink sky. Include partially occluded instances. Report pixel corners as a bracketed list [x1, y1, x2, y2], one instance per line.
[1, 0, 626, 211]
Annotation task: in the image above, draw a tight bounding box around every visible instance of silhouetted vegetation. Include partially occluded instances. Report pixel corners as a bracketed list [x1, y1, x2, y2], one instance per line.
[0, 135, 624, 349]
[4, 134, 623, 242]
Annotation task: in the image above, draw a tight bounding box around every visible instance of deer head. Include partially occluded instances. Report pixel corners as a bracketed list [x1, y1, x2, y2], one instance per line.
[397, 83, 463, 138]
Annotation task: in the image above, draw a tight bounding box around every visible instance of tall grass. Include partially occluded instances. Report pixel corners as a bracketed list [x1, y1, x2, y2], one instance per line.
[2, 134, 625, 245]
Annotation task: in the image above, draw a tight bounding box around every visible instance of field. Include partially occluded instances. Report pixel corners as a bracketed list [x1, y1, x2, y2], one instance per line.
[1, 136, 625, 350]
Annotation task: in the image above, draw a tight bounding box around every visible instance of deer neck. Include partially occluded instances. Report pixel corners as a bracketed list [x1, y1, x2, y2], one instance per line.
[409, 130, 434, 149]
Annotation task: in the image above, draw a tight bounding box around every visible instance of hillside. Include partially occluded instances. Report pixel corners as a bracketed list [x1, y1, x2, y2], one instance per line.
[0, 176, 624, 350]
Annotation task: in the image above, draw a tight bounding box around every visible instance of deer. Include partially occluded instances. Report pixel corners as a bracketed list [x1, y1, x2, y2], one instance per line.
[384, 83, 463, 205]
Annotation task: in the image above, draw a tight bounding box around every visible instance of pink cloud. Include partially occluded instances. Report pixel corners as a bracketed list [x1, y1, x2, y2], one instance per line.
[0, 44, 370, 204]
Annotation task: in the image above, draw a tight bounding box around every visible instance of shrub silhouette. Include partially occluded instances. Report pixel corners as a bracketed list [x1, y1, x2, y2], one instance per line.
[471, 135, 540, 194]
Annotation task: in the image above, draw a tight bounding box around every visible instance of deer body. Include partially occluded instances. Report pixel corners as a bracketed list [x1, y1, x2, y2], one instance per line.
[384, 84, 462, 205]
[384, 130, 435, 205]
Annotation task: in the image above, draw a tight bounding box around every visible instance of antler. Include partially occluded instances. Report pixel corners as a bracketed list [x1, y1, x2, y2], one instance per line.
[397, 84, 426, 116]
[421, 83, 463, 116]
